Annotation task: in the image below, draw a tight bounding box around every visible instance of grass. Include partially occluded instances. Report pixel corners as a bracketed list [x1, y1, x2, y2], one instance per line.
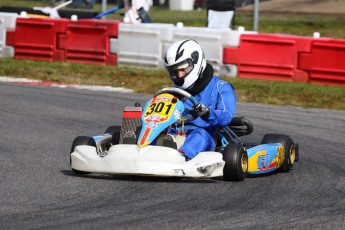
[1, 58, 344, 110]
[1, 1, 345, 110]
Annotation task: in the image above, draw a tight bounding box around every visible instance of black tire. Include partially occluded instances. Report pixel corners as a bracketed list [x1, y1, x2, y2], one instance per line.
[104, 125, 121, 145]
[70, 136, 96, 174]
[295, 143, 300, 162]
[222, 144, 248, 181]
[261, 134, 296, 172]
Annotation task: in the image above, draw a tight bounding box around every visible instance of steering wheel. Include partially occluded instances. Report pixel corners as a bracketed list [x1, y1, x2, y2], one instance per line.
[154, 87, 199, 121]
[154, 87, 198, 106]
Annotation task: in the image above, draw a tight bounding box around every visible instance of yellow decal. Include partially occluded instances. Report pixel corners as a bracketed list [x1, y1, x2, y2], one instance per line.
[248, 150, 267, 172]
[144, 93, 176, 119]
[276, 146, 285, 168]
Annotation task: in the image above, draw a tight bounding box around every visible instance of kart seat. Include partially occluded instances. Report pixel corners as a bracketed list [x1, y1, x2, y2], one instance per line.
[227, 117, 253, 137]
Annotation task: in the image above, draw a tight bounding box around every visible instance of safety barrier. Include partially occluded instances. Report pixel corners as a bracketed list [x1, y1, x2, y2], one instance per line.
[58, 19, 120, 65]
[117, 23, 174, 68]
[223, 33, 316, 82]
[299, 39, 345, 87]
[116, 23, 256, 76]
[173, 27, 227, 73]
[6, 17, 67, 61]
[1, 13, 345, 87]
[0, 12, 17, 58]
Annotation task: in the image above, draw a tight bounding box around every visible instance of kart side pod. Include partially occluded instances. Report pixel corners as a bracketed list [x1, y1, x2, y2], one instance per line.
[246, 144, 284, 174]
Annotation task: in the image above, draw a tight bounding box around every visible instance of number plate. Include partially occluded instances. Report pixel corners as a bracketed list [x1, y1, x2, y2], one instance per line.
[143, 93, 177, 121]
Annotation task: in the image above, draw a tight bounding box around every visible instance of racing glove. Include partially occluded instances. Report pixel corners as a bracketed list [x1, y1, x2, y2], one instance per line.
[193, 103, 210, 120]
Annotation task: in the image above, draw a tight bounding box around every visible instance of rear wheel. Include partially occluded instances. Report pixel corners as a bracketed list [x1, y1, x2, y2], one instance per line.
[222, 144, 248, 181]
[70, 136, 96, 174]
[261, 134, 296, 172]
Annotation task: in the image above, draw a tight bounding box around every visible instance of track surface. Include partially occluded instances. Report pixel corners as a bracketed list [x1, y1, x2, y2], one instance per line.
[0, 82, 344, 229]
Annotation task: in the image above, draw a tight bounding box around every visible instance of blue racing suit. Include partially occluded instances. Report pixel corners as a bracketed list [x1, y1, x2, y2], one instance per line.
[176, 76, 237, 159]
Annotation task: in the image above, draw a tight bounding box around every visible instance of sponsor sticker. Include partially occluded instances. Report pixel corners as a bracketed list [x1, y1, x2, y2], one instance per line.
[146, 122, 157, 129]
[258, 154, 270, 169]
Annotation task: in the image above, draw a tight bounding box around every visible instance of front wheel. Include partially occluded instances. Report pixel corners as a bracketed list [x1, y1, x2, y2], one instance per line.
[222, 144, 248, 181]
[261, 134, 297, 172]
[70, 136, 96, 174]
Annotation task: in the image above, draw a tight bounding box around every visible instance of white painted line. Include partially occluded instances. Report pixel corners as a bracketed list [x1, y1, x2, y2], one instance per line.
[0, 76, 134, 93]
[0, 76, 41, 82]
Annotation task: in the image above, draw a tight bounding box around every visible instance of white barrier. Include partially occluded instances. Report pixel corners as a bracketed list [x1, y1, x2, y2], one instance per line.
[115, 22, 257, 77]
[172, 27, 230, 75]
[117, 23, 174, 68]
[169, 0, 194, 11]
[0, 12, 17, 58]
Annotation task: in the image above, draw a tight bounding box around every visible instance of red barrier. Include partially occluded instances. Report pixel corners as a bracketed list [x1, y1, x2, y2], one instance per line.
[299, 39, 345, 87]
[6, 17, 67, 61]
[58, 19, 120, 65]
[223, 34, 313, 83]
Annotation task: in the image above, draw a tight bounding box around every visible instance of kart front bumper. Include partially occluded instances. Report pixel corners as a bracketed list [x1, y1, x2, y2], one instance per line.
[71, 144, 225, 178]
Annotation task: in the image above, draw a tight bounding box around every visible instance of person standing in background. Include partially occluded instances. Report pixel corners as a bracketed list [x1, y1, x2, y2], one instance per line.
[206, 0, 235, 29]
[123, 0, 153, 23]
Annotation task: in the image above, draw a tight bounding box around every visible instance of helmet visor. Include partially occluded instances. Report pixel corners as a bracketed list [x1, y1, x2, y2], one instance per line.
[166, 59, 194, 85]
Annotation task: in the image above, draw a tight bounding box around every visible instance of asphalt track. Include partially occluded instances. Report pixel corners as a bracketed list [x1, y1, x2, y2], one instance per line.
[0, 82, 344, 229]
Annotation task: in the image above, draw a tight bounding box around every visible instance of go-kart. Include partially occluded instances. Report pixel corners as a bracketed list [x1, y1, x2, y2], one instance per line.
[70, 87, 299, 181]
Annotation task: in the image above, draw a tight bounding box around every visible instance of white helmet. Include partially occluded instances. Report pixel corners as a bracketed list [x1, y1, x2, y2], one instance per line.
[164, 40, 206, 90]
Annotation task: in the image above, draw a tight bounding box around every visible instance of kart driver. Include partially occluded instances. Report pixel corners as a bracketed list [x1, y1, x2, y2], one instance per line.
[162, 39, 237, 160]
